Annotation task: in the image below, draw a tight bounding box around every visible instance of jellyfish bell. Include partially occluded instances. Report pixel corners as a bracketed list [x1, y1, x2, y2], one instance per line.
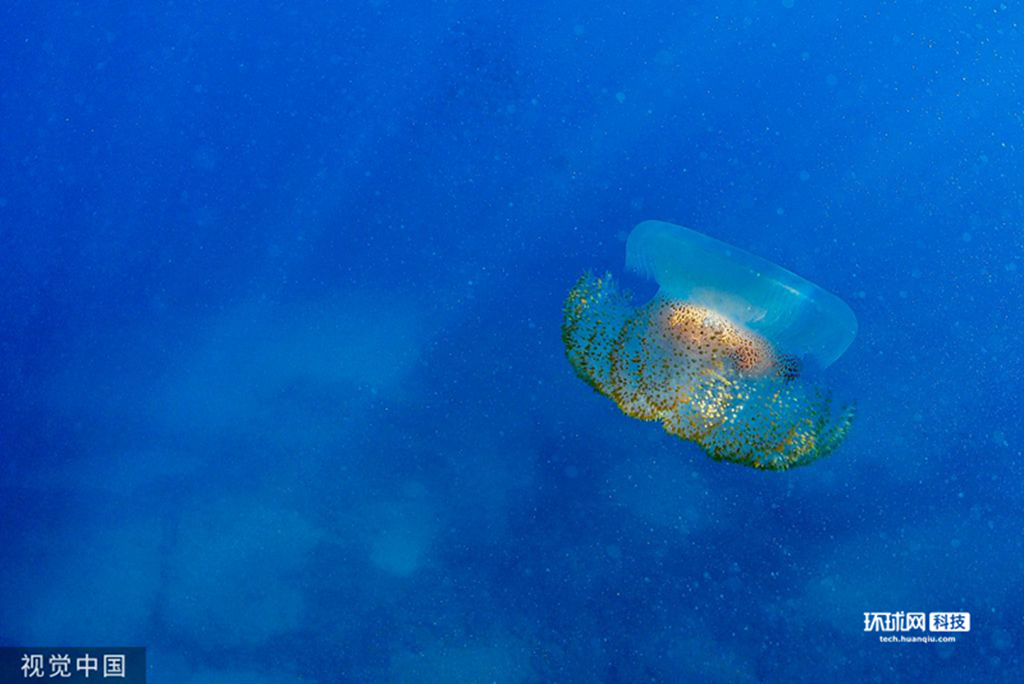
[562, 220, 857, 471]
[655, 300, 782, 378]
[626, 220, 858, 371]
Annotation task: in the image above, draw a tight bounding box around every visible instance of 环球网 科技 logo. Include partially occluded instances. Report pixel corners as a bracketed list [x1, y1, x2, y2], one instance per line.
[864, 612, 970, 632]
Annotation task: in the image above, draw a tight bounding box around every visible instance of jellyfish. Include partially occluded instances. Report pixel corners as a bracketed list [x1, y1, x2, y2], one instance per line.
[562, 220, 857, 470]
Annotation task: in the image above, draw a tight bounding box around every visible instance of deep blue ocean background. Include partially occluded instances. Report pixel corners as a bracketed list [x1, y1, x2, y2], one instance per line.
[2, 1, 1023, 682]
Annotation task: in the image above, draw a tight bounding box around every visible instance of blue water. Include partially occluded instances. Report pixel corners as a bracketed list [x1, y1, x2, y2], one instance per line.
[1, 1, 1022, 682]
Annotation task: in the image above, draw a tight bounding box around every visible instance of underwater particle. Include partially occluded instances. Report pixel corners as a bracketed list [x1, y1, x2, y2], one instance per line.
[992, 627, 1013, 651]
[615, 91, 626, 103]
[655, 50, 676, 66]
[799, 170, 811, 182]
[962, 231, 972, 243]
[367, 499, 435, 577]
[573, 24, 586, 36]
[826, 74, 838, 87]
[782, 0, 795, 8]
[562, 221, 857, 470]
[391, 639, 532, 684]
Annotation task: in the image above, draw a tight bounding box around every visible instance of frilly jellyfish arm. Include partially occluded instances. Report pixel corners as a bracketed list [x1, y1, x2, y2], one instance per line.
[563, 222, 858, 471]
